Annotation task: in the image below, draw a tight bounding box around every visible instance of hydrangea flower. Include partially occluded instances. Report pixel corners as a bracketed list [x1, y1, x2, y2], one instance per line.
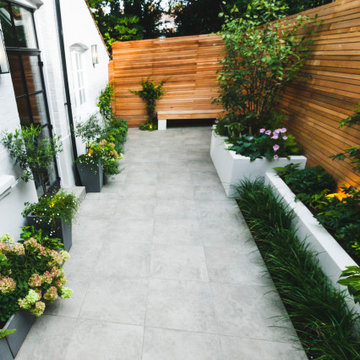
[18, 289, 40, 309]
[0, 233, 15, 244]
[31, 301, 46, 317]
[273, 144, 280, 152]
[44, 286, 58, 302]
[12, 243, 25, 255]
[60, 287, 73, 299]
[28, 274, 42, 288]
[0, 277, 16, 294]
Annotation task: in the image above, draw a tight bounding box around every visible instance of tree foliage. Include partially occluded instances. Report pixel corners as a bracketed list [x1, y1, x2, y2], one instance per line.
[215, 1, 315, 134]
[88, 0, 163, 52]
[168, 0, 331, 36]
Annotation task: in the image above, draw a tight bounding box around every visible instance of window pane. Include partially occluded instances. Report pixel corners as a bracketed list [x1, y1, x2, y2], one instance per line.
[11, 5, 36, 48]
[29, 93, 47, 126]
[16, 96, 31, 125]
[23, 55, 42, 93]
[0, 2, 17, 46]
[8, 53, 25, 96]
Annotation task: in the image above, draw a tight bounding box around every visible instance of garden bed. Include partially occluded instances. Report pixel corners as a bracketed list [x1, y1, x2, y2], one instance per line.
[265, 172, 358, 290]
[210, 130, 307, 197]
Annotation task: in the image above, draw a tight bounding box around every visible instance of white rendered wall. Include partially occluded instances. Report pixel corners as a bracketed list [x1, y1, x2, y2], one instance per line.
[0, 74, 38, 239]
[34, 0, 109, 187]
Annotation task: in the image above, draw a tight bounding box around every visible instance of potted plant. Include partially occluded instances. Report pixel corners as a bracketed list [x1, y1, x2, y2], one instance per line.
[75, 115, 105, 192]
[1, 124, 63, 195]
[22, 191, 78, 251]
[0, 232, 72, 357]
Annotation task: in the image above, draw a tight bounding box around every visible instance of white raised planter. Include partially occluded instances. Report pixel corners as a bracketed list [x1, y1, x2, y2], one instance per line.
[265, 172, 358, 290]
[210, 130, 307, 197]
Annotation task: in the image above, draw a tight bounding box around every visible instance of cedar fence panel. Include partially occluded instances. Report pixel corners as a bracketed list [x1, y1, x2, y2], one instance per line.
[110, 34, 224, 128]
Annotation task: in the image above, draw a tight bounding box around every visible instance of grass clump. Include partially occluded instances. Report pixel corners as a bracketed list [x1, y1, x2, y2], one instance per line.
[236, 179, 360, 360]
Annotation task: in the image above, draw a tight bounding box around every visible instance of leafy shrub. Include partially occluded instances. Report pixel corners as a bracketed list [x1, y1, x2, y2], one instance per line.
[97, 83, 115, 122]
[338, 266, 360, 304]
[236, 179, 360, 359]
[229, 127, 301, 160]
[275, 163, 337, 203]
[0, 233, 72, 321]
[1, 124, 63, 193]
[22, 190, 78, 238]
[130, 77, 166, 129]
[215, 2, 315, 135]
[75, 114, 103, 147]
[311, 186, 360, 260]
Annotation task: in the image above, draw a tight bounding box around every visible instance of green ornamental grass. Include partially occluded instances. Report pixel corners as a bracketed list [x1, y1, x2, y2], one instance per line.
[236, 179, 360, 359]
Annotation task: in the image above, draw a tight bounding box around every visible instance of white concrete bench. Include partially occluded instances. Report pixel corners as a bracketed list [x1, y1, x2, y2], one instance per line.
[157, 110, 223, 130]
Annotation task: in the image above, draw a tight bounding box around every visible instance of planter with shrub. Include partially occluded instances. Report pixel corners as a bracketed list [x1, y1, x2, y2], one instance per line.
[210, 128, 306, 196]
[0, 232, 72, 357]
[22, 190, 78, 251]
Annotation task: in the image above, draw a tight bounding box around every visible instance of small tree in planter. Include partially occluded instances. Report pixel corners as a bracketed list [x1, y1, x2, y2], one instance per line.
[75, 114, 105, 192]
[130, 77, 166, 131]
[215, 0, 315, 137]
[1, 125, 62, 194]
[22, 191, 79, 251]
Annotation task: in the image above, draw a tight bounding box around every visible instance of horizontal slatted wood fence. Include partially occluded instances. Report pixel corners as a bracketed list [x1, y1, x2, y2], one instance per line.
[278, 0, 360, 187]
[109, 0, 360, 186]
[109, 34, 224, 128]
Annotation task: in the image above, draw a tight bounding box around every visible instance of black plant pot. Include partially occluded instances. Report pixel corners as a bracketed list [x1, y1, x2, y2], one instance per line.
[76, 161, 103, 193]
[0, 338, 13, 360]
[26, 215, 72, 251]
[2, 311, 36, 358]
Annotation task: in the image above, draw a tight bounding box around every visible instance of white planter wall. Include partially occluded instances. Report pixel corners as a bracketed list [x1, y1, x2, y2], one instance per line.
[265, 172, 358, 290]
[210, 130, 307, 197]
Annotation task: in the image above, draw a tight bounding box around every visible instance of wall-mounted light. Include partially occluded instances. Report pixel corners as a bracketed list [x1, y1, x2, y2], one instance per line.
[0, 28, 10, 74]
[91, 44, 99, 67]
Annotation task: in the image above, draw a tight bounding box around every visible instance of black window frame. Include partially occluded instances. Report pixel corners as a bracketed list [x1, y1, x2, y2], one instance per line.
[1, 0, 60, 196]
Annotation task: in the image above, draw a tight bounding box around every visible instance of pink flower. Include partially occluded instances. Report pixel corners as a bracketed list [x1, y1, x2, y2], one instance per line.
[280, 128, 287, 133]
[265, 130, 271, 136]
[282, 136, 288, 140]
[249, 136, 253, 140]
[259, 128, 265, 133]
[273, 155, 279, 160]
[215, 119, 219, 124]
[271, 134, 279, 140]
[273, 144, 280, 152]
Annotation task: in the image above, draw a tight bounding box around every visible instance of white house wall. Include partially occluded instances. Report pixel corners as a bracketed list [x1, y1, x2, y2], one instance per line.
[0, 73, 38, 239]
[35, 0, 109, 187]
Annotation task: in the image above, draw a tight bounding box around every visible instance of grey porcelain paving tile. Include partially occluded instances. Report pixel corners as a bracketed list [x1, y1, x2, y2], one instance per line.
[79, 276, 148, 325]
[142, 328, 223, 360]
[194, 185, 227, 200]
[146, 279, 217, 333]
[195, 199, 240, 220]
[153, 218, 201, 246]
[118, 183, 158, 199]
[150, 244, 209, 281]
[154, 199, 197, 220]
[204, 247, 271, 285]
[211, 283, 297, 342]
[125, 170, 159, 185]
[15, 315, 76, 360]
[76, 198, 118, 218]
[196, 220, 254, 249]
[65, 320, 143, 360]
[189, 171, 221, 186]
[220, 336, 307, 360]
[114, 199, 156, 220]
[95, 242, 151, 278]
[155, 184, 195, 200]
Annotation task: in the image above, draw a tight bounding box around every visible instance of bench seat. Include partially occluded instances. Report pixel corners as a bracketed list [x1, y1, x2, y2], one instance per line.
[157, 109, 223, 130]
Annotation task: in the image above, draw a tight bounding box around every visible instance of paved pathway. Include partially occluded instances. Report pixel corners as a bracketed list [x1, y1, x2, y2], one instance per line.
[16, 127, 306, 360]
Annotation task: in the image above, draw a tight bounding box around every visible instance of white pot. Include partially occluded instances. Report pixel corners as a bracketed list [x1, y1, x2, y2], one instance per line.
[265, 172, 358, 290]
[210, 130, 307, 197]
